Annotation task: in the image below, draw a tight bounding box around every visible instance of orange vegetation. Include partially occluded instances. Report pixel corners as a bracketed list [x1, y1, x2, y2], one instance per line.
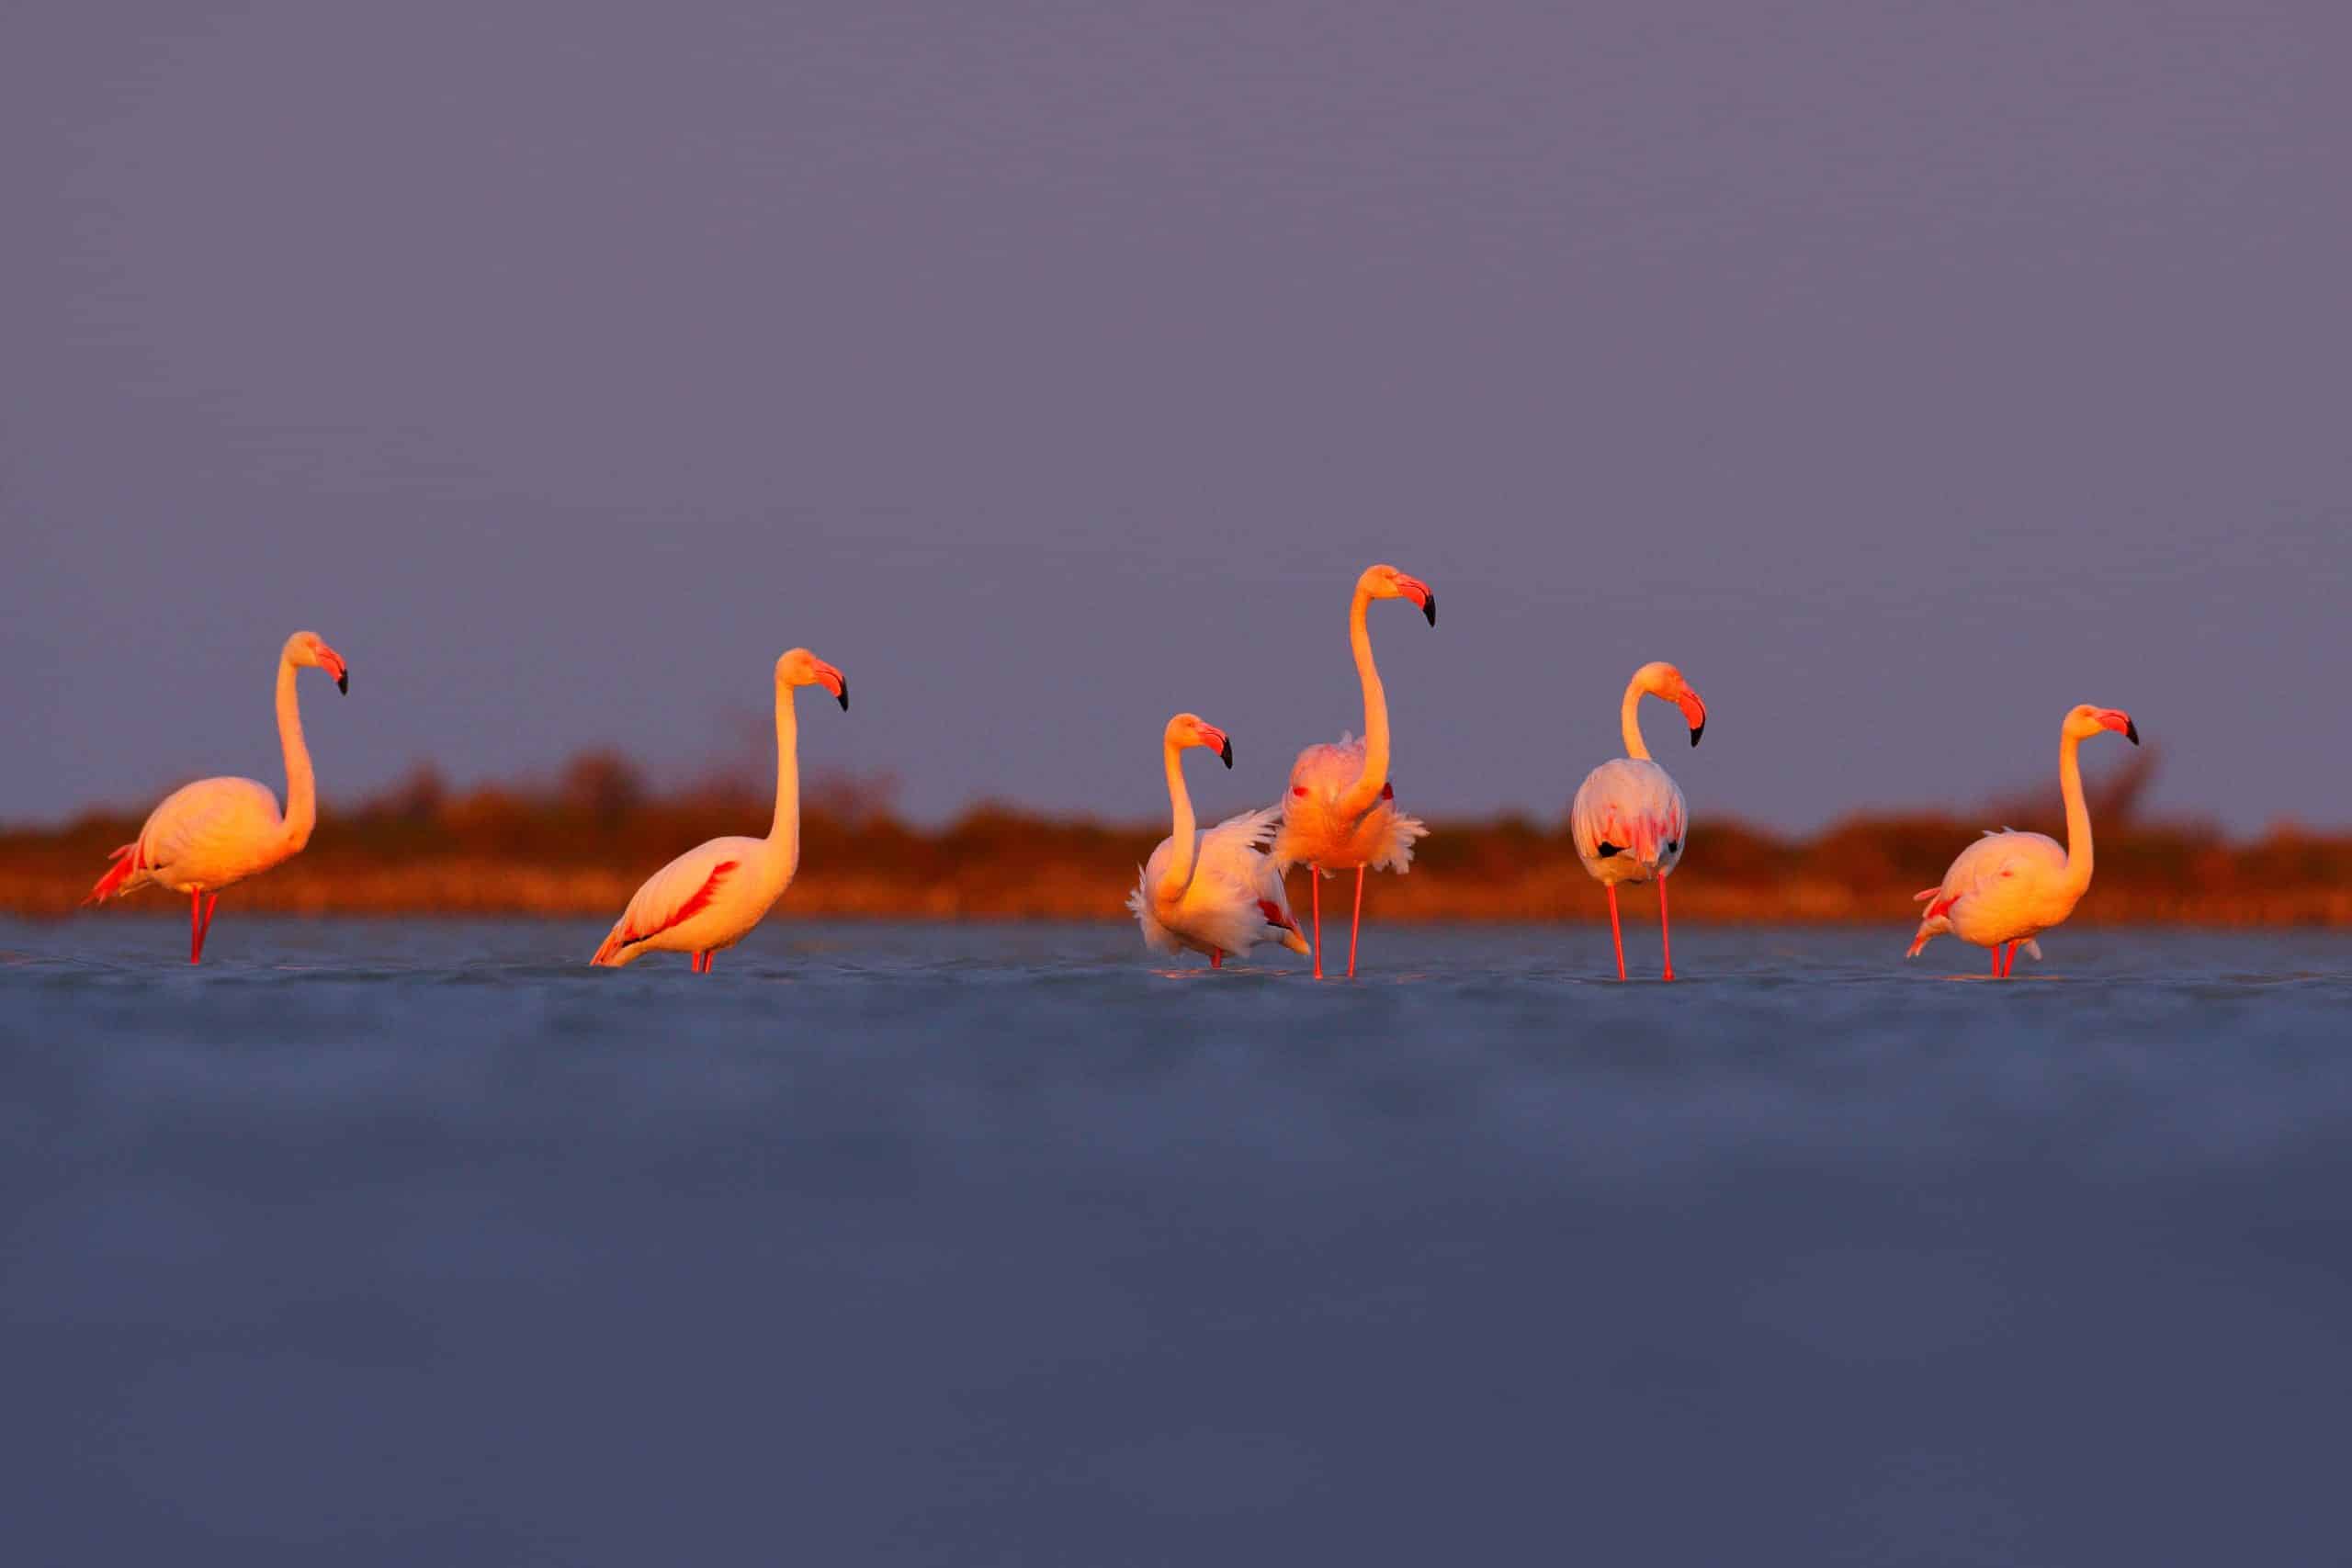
[5, 748, 2347, 924]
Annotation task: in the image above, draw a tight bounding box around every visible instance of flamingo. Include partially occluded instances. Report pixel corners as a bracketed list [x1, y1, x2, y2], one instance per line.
[1129, 714, 1311, 967]
[1272, 564, 1434, 978]
[590, 649, 847, 972]
[1568, 661, 1708, 981]
[84, 630, 351, 963]
[1907, 705, 2140, 977]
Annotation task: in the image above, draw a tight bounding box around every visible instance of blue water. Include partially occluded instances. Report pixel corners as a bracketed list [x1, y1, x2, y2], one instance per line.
[5, 919, 2351, 1564]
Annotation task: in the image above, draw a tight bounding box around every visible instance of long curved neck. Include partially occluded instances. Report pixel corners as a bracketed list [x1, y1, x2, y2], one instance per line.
[2058, 728, 2093, 895]
[276, 655, 316, 852]
[1619, 675, 1653, 761]
[1158, 738, 1199, 898]
[1336, 585, 1391, 815]
[768, 687, 802, 871]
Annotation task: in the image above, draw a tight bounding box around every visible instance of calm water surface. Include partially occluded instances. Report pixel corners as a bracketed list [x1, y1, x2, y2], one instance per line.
[5, 919, 2350, 1564]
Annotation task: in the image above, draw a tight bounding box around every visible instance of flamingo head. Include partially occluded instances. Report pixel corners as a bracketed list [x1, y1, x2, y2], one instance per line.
[2064, 704, 2139, 745]
[286, 631, 348, 694]
[1636, 660, 1707, 747]
[1360, 563, 1436, 626]
[1167, 713, 1233, 769]
[777, 648, 849, 711]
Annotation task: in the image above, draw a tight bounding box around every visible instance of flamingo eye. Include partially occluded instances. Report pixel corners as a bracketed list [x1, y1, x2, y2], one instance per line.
[1292, 786, 1307, 797]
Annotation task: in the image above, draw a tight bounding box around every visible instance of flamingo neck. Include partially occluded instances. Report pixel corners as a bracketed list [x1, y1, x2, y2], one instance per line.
[1336, 585, 1391, 816]
[2059, 728, 2093, 896]
[768, 687, 802, 874]
[275, 654, 316, 852]
[1159, 737, 1199, 899]
[1619, 675, 1653, 761]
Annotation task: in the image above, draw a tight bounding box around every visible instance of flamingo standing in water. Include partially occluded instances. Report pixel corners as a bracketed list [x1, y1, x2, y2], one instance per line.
[1273, 563, 1435, 978]
[1129, 714, 1310, 967]
[1568, 661, 1708, 981]
[1907, 705, 2140, 977]
[85, 630, 350, 963]
[591, 649, 847, 972]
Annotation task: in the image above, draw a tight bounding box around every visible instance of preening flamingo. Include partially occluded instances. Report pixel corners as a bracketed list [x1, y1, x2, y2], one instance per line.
[1129, 714, 1311, 967]
[1272, 564, 1434, 978]
[1907, 705, 2140, 977]
[85, 631, 350, 963]
[1568, 661, 1708, 981]
[590, 649, 847, 971]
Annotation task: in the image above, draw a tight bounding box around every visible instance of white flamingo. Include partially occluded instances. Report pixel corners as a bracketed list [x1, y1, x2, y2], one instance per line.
[1129, 714, 1310, 967]
[85, 631, 350, 963]
[1568, 661, 1709, 981]
[1273, 563, 1434, 978]
[591, 649, 847, 972]
[1907, 705, 2140, 977]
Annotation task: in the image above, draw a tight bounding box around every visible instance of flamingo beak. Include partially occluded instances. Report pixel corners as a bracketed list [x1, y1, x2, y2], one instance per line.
[1400, 576, 1436, 626]
[817, 663, 848, 710]
[1677, 688, 1707, 746]
[322, 649, 348, 694]
[1219, 735, 1234, 769]
[2098, 709, 2137, 744]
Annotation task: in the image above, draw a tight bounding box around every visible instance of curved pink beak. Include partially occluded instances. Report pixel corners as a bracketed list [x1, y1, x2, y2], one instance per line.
[2096, 708, 2138, 744]
[1675, 686, 1707, 746]
[1198, 725, 1233, 768]
[319, 646, 349, 694]
[1397, 574, 1436, 626]
[813, 661, 848, 711]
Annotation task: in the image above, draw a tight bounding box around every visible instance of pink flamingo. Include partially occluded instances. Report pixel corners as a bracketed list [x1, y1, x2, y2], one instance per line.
[1129, 714, 1311, 968]
[85, 631, 350, 963]
[1907, 705, 2140, 977]
[591, 649, 847, 972]
[1272, 564, 1434, 978]
[1568, 661, 1708, 981]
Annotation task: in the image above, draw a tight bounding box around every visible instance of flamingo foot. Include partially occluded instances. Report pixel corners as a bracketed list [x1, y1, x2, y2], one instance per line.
[1657, 874, 1675, 983]
[1607, 884, 1626, 982]
[1347, 865, 1365, 979]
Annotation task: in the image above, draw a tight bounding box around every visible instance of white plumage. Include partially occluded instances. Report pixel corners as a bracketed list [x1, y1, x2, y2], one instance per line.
[1567, 660, 1708, 981]
[1129, 714, 1308, 966]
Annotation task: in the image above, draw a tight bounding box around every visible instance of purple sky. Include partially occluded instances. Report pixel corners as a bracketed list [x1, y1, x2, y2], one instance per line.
[5, 0, 2346, 832]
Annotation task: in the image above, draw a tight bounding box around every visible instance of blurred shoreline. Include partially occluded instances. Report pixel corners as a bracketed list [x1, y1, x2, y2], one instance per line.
[6, 749, 2347, 925]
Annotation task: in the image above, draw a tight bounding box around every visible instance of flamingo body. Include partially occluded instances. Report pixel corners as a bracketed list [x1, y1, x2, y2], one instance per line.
[1905, 830, 2066, 963]
[1568, 758, 1688, 886]
[592, 840, 777, 966]
[1275, 733, 1428, 875]
[1905, 705, 2138, 976]
[85, 630, 349, 962]
[590, 648, 847, 973]
[1131, 805, 1311, 962]
[1568, 660, 1708, 981]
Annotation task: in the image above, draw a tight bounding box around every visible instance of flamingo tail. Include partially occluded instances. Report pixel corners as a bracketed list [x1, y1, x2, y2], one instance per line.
[85, 842, 145, 905]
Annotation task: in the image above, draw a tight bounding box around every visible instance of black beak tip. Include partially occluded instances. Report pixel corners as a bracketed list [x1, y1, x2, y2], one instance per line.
[336, 671, 348, 694]
[1219, 739, 1234, 769]
[1689, 720, 1704, 748]
[837, 683, 850, 712]
[2125, 718, 2139, 745]
[1421, 594, 1437, 627]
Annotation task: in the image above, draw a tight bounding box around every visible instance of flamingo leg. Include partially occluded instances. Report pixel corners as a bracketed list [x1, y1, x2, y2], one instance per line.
[1210, 949, 1223, 969]
[1607, 884, 1626, 982]
[1991, 944, 2004, 978]
[2003, 941, 2018, 978]
[1347, 866, 1365, 979]
[1657, 874, 1674, 983]
[189, 890, 204, 964]
[1310, 867, 1324, 980]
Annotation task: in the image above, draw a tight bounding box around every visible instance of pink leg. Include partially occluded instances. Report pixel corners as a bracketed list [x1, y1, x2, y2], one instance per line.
[2003, 941, 2018, 978]
[1347, 866, 1365, 979]
[1210, 949, 1223, 969]
[1657, 875, 1675, 983]
[1607, 884, 1627, 981]
[190, 891, 204, 964]
[1310, 867, 1324, 980]
[1991, 945, 2004, 978]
